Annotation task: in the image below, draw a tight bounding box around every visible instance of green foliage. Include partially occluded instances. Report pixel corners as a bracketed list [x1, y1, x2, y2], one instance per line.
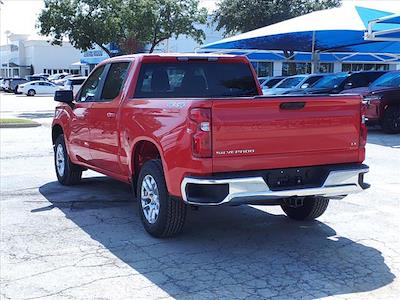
[37, 0, 208, 55]
[213, 0, 341, 36]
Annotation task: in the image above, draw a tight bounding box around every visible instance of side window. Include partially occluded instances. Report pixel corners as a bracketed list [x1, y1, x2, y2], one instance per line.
[347, 74, 368, 88]
[305, 76, 321, 86]
[100, 62, 130, 101]
[367, 73, 383, 85]
[78, 66, 105, 102]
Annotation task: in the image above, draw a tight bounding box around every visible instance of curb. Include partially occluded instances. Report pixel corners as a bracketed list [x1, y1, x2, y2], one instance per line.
[0, 122, 41, 128]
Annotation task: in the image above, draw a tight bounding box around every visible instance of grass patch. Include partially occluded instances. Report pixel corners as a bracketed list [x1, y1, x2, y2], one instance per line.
[0, 118, 40, 128]
[0, 118, 36, 124]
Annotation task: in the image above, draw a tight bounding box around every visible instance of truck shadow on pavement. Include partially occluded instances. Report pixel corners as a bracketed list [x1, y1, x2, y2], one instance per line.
[38, 177, 395, 299]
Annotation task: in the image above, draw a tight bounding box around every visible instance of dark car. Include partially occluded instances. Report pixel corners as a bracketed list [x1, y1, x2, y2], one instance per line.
[6, 78, 28, 93]
[287, 71, 387, 95]
[341, 71, 400, 133]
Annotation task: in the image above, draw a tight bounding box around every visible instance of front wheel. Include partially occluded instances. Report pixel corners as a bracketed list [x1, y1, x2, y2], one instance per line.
[281, 196, 329, 221]
[27, 89, 36, 96]
[137, 159, 187, 238]
[382, 105, 400, 134]
[54, 134, 82, 185]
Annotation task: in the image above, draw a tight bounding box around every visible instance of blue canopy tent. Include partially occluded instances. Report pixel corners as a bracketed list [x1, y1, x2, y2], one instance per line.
[200, 6, 400, 73]
[365, 13, 400, 42]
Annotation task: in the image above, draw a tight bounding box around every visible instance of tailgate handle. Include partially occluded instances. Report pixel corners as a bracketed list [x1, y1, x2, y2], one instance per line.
[280, 102, 305, 110]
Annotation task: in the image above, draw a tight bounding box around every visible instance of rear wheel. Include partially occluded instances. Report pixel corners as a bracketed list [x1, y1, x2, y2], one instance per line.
[27, 89, 36, 96]
[281, 196, 329, 221]
[382, 105, 400, 134]
[54, 134, 82, 185]
[137, 159, 187, 238]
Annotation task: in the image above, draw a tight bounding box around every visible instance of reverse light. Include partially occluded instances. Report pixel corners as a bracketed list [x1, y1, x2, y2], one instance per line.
[189, 108, 212, 158]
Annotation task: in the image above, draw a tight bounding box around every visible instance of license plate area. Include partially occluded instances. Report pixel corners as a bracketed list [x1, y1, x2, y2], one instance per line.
[264, 166, 329, 191]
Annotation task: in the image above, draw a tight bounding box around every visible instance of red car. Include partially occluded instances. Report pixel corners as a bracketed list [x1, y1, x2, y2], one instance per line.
[341, 71, 400, 133]
[52, 54, 369, 237]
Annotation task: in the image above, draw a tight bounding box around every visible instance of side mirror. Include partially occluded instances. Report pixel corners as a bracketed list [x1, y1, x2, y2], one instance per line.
[301, 83, 309, 89]
[54, 90, 74, 103]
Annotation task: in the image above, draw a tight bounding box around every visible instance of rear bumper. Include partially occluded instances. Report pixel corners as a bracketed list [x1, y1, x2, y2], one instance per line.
[181, 164, 369, 206]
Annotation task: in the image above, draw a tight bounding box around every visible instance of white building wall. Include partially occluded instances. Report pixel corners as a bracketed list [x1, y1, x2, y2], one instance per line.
[25, 40, 82, 74]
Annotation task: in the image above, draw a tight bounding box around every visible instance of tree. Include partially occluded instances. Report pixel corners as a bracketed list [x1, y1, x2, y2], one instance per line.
[140, 0, 208, 53]
[37, 0, 208, 55]
[213, 0, 341, 36]
[37, 0, 124, 56]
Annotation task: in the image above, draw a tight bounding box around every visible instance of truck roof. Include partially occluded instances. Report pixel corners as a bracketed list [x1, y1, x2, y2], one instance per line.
[100, 52, 245, 65]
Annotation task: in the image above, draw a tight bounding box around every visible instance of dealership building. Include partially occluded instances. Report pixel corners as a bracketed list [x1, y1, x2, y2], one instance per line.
[0, 34, 84, 78]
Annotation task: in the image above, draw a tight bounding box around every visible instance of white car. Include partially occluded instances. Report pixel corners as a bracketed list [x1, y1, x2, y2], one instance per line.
[60, 76, 87, 96]
[18, 81, 60, 96]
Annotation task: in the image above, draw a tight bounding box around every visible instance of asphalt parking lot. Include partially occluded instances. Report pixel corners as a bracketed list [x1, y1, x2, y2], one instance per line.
[1, 92, 400, 299]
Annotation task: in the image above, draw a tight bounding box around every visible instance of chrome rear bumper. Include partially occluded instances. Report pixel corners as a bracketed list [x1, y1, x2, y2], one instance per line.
[181, 164, 369, 206]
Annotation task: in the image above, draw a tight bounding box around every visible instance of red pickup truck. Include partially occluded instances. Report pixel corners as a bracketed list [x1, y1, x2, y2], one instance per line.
[52, 53, 369, 237]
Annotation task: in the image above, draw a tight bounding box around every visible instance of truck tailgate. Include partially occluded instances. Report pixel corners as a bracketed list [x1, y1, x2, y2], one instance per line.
[212, 95, 362, 173]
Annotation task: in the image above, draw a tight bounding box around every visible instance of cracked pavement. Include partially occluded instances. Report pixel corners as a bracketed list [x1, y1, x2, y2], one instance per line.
[1, 92, 400, 299]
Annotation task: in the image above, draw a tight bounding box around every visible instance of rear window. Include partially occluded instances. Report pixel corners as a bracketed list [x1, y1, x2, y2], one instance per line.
[134, 62, 258, 98]
[275, 76, 305, 88]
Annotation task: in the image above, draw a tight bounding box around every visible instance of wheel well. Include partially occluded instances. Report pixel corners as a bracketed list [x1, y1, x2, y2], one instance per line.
[132, 141, 161, 194]
[52, 125, 63, 145]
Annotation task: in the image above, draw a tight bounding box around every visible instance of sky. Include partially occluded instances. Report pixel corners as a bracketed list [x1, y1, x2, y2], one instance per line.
[1, 0, 400, 45]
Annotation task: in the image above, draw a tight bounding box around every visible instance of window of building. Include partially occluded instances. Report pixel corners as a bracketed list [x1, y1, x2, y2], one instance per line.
[282, 62, 311, 76]
[319, 63, 333, 73]
[342, 63, 390, 72]
[250, 61, 273, 77]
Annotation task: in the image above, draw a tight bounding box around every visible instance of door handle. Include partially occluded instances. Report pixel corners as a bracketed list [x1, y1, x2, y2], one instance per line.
[280, 102, 306, 110]
[106, 112, 116, 118]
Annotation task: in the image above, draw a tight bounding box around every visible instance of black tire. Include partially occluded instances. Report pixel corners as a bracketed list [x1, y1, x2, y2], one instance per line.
[382, 105, 400, 134]
[54, 134, 82, 185]
[281, 196, 329, 221]
[137, 159, 187, 238]
[27, 89, 36, 96]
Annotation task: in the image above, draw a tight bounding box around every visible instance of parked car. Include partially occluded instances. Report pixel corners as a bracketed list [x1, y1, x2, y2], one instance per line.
[260, 76, 285, 90]
[25, 75, 48, 82]
[8, 78, 28, 93]
[48, 73, 70, 82]
[341, 71, 400, 133]
[33, 73, 50, 78]
[53, 74, 82, 86]
[0, 78, 10, 91]
[59, 76, 86, 95]
[1, 78, 11, 91]
[263, 74, 324, 95]
[52, 53, 369, 237]
[18, 81, 60, 96]
[287, 71, 387, 95]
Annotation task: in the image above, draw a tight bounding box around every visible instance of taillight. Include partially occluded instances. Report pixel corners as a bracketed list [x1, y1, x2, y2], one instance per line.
[360, 102, 367, 148]
[189, 108, 212, 158]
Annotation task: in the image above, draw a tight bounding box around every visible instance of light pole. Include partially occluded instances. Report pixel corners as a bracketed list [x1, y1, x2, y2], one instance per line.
[5, 30, 11, 77]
